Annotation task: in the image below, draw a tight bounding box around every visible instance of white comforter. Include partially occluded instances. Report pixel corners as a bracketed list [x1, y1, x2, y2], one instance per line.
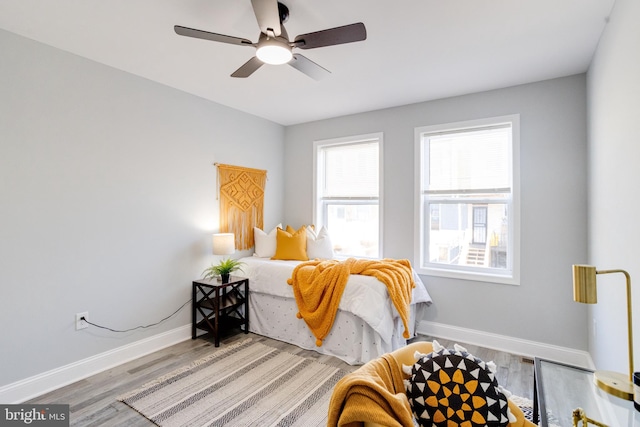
[239, 257, 432, 342]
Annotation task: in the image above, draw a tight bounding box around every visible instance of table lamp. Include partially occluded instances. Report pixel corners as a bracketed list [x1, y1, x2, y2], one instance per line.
[212, 233, 235, 257]
[572, 264, 634, 400]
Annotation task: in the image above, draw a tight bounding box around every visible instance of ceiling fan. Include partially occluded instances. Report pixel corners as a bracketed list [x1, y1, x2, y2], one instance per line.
[174, 0, 367, 79]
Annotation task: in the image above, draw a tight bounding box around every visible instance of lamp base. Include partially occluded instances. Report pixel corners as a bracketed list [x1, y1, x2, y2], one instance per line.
[593, 370, 633, 400]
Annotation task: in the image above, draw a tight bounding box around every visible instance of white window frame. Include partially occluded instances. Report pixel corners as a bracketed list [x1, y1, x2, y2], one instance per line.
[313, 133, 384, 259]
[414, 115, 520, 285]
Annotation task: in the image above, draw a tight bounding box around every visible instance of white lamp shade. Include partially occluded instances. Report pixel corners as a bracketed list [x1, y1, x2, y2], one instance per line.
[212, 233, 235, 255]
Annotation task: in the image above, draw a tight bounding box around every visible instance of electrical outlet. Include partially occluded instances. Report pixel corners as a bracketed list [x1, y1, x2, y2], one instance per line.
[76, 312, 88, 330]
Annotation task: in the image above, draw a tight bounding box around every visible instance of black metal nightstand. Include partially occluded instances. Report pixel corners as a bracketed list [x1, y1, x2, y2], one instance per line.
[192, 276, 249, 347]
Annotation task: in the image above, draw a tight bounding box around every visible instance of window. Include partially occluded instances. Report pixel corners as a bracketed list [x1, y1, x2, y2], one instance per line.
[314, 133, 382, 258]
[415, 116, 520, 284]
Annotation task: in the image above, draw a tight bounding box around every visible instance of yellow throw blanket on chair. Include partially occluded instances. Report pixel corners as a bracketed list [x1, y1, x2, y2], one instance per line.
[287, 258, 415, 346]
[327, 352, 414, 427]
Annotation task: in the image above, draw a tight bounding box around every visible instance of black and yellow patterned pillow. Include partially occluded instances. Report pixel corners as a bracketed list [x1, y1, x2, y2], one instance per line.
[405, 345, 511, 427]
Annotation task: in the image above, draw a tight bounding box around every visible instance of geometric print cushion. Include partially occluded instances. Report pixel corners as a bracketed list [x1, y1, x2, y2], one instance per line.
[405, 345, 511, 427]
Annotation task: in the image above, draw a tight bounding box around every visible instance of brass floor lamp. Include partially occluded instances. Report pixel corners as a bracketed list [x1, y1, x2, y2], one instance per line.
[572, 264, 634, 400]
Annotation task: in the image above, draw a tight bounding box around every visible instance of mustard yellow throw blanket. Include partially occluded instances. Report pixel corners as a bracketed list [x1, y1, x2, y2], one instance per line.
[287, 258, 415, 346]
[327, 351, 414, 427]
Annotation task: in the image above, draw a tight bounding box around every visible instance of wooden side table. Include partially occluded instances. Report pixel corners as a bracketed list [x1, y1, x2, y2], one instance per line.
[192, 276, 249, 347]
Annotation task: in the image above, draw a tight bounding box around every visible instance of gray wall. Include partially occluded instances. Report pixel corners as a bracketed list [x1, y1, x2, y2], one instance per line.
[284, 75, 589, 349]
[587, 0, 640, 373]
[0, 29, 284, 386]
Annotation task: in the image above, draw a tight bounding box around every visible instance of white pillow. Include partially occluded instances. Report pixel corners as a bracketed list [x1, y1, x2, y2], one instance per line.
[253, 224, 282, 258]
[306, 226, 335, 260]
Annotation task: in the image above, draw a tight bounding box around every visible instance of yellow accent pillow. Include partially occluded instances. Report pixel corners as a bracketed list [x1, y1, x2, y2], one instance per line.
[272, 226, 308, 261]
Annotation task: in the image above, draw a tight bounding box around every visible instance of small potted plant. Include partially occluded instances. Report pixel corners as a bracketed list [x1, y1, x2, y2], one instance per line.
[202, 258, 244, 283]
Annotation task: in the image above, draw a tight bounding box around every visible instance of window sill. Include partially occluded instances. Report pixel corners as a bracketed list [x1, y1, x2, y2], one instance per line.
[416, 266, 519, 286]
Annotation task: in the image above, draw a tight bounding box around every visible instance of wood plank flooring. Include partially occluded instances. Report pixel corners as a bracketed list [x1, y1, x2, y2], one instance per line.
[28, 332, 534, 426]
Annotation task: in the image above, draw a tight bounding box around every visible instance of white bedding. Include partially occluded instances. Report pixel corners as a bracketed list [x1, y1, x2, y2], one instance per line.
[239, 257, 432, 364]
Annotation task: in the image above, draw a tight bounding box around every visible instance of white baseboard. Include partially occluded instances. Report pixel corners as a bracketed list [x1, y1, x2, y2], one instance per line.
[0, 325, 191, 404]
[417, 320, 594, 369]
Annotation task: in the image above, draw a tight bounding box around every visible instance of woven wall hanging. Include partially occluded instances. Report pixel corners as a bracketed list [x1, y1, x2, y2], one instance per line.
[215, 163, 267, 250]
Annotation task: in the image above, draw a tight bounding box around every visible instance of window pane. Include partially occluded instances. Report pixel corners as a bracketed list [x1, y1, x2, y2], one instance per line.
[425, 202, 508, 269]
[416, 116, 518, 283]
[322, 142, 379, 197]
[326, 203, 379, 258]
[426, 126, 510, 192]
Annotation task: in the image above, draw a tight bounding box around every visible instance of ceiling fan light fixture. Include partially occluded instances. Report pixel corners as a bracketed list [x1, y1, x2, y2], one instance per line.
[256, 39, 292, 65]
[175, 1, 366, 78]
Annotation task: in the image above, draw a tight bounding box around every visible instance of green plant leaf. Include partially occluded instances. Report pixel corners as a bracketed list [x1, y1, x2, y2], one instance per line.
[201, 258, 245, 279]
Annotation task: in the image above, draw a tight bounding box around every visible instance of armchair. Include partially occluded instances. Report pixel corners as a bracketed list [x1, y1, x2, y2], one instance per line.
[328, 341, 535, 427]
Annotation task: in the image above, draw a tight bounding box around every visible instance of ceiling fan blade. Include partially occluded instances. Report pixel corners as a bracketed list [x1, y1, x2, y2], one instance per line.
[174, 25, 253, 46]
[288, 54, 330, 80]
[251, 0, 281, 37]
[231, 56, 264, 78]
[293, 22, 366, 50]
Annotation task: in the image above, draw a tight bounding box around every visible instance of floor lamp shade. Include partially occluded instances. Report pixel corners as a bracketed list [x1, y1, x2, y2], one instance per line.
[212, 233, 235, 256]
[571, 264, 634, 401]
[572, 264, 598, 304]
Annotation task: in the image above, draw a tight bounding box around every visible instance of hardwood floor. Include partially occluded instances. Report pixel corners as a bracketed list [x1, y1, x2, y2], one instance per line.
[28, 332, 534, 426]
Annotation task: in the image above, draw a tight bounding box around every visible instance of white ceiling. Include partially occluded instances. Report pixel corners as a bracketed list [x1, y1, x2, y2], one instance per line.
[0, 0, 615, 126]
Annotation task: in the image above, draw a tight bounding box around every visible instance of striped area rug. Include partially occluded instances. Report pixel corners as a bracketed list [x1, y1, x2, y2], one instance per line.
[118, 338, 348, 427]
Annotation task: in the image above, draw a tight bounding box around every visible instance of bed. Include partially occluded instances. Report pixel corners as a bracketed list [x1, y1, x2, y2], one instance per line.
[239, 256, 432, 365]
